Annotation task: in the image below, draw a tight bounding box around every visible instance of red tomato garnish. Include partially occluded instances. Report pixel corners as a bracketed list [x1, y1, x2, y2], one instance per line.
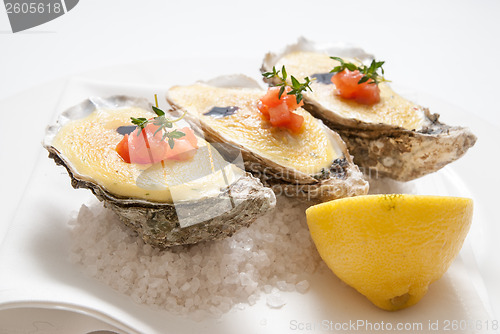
[116, 134, 131, 163]
[284, 94, 304, 111]
[331, 69, 380, 105]
[126, 123, 168, 164]
[268, 103, 291, 127]
[257, 87, 305, 133]
[163, 127, 199, 161]
[259, 86, 285, 108]
[287, 112, 305, 133]
[115, 124, 198, 164]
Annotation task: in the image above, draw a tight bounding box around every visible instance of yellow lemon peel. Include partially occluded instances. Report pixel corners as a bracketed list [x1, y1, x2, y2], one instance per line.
[305, 194, 473, 311]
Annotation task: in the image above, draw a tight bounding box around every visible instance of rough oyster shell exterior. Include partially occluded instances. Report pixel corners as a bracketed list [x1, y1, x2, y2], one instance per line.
[261, 37, 477, 181]
[166, 75, 369, 201]
[44, 95, 276, 248]
[307, 107, 477, 181]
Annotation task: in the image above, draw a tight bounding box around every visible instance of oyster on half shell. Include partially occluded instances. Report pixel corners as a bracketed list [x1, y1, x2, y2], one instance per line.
[261, 38, 477, 181]
[43, 95, 275, 248]
[166, 75, 369, 201]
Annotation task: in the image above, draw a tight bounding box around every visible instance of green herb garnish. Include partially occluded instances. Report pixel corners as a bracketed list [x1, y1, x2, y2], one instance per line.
[262, 65, 313, 104]
[130, 95, 186, 149]
[130, 116, 149, 129]
[330, 57, 388, 85]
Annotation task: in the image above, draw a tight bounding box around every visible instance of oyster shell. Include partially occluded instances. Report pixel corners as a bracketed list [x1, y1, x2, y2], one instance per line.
[261, 38, 477, 181]
[43, 95, 276, 248]
[166, 75, 369, 201]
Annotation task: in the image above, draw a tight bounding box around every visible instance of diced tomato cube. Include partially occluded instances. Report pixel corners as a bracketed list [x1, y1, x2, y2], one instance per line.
[127, 124, 168, 164]
[287, 112, 304, 133]
[284, 93, 304, 110]
[259, 86, 288, 108]
[331, 69, 380, 105]
[268, 103, 291, 127]
[353, 82, 380, 105]
[258, 86, 305, 133]
[165, 138, 197, 161]
[164, 127, 198, 161]
[117, 124, 199, 164]
[116, 134, 131, 163]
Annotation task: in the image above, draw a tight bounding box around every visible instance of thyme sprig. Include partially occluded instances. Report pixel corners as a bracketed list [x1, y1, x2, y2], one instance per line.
[262, 65, 313, 104]
[130, 95, 186, 149]
[330, 57, 389, 85]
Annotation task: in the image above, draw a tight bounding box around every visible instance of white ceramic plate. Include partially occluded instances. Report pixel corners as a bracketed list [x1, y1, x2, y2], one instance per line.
[0, 60, 498, 334]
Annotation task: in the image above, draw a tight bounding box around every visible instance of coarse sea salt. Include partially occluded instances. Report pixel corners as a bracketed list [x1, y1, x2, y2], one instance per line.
[69, 195, 322, 319]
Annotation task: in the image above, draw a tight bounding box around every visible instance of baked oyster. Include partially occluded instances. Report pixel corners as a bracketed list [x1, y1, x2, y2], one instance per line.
[44, 95, 275, 248]
[261, 38, 477, 181]
[166, 75, 369, 201]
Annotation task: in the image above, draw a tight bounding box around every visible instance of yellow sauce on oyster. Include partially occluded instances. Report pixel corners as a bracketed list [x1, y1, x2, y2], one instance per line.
[168, 84, 340, 175]
[274, 51, 426, 131]
[51, 107, 243, 203]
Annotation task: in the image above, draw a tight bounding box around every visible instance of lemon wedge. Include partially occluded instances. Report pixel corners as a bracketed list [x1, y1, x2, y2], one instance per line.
[305, 194, 473, 311]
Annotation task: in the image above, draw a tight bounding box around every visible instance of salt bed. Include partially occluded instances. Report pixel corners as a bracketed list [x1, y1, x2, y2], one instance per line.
[68, 177, 411, 319]
[68, 195, 324, 319]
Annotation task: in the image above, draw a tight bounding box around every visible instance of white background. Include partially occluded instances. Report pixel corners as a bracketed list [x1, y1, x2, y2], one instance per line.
[0, 0, 499, 331]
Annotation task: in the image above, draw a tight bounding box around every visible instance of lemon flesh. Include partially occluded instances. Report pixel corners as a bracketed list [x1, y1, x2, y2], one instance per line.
[305, 194, 473, 311]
